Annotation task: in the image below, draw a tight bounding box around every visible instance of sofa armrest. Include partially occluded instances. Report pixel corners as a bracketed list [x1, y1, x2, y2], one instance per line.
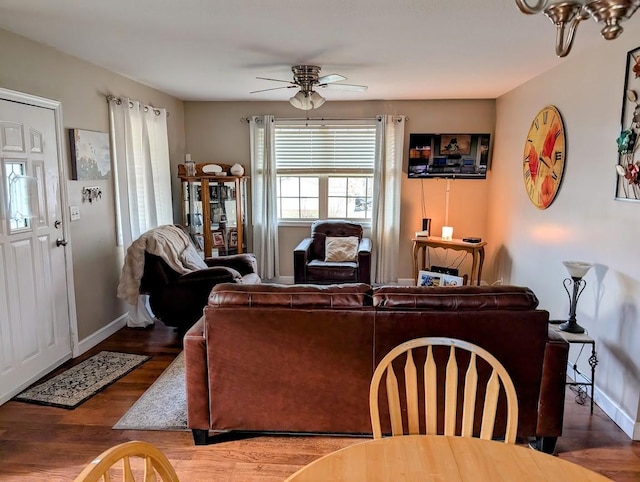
[294, 237, 313, 283]
[357, 237, 372, 284]
[184, 317, 210, 430]
[204, 253, 258, 276]
[536, 330, 569, 437]
[177, 267, 239, 285]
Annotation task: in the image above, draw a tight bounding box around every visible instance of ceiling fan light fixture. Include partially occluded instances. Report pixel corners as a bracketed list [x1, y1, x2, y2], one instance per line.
[289, 91, 312, 110]
[309, 91, 325, 108]
[289, 90, 325, 110]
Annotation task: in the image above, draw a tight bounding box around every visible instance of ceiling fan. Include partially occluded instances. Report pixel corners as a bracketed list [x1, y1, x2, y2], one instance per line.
[250, 65, 368, 110]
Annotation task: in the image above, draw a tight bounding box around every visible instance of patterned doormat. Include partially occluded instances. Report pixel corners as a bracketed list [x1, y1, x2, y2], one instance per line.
[14, 351, 150, 409]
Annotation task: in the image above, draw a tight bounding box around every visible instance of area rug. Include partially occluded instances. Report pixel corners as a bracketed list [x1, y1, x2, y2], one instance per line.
[113, 351, 188, 431]
[14, 351, 150, 409]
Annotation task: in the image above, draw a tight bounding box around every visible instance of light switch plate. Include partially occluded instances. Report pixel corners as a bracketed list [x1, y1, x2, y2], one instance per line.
[69, 205, 80, 221]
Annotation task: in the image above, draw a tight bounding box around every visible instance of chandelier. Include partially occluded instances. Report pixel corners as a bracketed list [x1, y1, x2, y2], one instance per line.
[515, 0, 640, 57]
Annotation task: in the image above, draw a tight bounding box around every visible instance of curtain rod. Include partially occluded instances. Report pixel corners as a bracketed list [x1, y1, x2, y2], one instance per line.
[106, 95, 170, 117]
[240, 116, 408, 122]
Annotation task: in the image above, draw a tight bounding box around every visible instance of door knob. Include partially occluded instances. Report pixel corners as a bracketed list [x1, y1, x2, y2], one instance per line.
[56, 238, 68, 247]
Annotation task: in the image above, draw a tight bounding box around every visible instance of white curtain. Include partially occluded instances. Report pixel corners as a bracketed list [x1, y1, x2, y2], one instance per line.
[109, 96, 173, 327]
[249, 115, 279, 280]
[109, 97, 173, 250]
[372, 115, 406, 284]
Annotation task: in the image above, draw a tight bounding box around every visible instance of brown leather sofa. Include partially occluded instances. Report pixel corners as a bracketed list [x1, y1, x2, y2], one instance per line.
[184, 283, 568, 452]
[293, 220, 372, 284]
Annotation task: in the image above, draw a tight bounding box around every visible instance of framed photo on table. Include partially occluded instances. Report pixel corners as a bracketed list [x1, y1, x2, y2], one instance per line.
[212, 231, 225, 247]
[418, 270, 463, 287]
[228, 228, 238, 248]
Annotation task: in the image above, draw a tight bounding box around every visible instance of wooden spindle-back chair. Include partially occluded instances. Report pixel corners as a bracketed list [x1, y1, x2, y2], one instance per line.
[369, 337, 519, 443]
[74, 440, 180, 482]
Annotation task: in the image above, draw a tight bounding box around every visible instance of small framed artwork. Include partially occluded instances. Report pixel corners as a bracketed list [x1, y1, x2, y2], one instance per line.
[418, 270, 464, 287]
[69, 128, 111, 180]
[615, 46, 640, 201]
[228, 229, 238, 248]
[212, 231, 225, 247]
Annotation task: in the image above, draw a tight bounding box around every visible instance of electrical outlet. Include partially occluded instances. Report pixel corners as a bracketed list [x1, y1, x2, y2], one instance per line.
[69, 205, 80, 221]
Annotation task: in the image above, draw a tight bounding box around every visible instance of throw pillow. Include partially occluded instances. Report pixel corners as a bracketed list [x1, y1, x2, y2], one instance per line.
[325, 236, 359, 262]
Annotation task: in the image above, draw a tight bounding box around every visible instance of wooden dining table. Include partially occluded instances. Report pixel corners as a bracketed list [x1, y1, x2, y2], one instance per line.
[284, 435, 611, 481]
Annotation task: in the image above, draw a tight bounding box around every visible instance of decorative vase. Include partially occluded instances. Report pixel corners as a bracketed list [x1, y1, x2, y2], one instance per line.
[230, 163, 244, 176]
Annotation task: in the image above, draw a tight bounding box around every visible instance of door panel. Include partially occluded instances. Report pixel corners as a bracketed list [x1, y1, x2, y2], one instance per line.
[0, 97, 73, 404]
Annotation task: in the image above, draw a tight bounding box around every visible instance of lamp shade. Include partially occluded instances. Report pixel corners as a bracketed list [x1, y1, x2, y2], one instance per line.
[289, 91, 312, 110]
[309, 91, 325, 108]
[562, 261, 593, 278]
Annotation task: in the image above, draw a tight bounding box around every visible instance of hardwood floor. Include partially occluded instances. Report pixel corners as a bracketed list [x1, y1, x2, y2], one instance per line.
[1, 323, 638, 481]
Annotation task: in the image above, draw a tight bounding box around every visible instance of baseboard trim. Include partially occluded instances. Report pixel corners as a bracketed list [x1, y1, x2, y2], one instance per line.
[77, 313, 128, 356]
[566, 363, 639, 440]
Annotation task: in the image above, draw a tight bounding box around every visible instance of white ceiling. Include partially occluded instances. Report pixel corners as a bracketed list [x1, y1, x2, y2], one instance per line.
[0, 0, 612, 102]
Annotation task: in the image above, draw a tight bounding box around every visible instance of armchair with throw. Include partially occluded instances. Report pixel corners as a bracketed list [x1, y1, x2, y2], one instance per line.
[118, 224, 260, 333]
[294, 219, 371, 284]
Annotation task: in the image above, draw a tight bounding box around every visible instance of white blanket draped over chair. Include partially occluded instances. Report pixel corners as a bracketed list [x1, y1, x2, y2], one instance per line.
[117, 225, 206, 327]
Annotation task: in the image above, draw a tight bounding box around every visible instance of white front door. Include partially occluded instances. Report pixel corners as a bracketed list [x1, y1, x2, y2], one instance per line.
[0, 89, 77, 405]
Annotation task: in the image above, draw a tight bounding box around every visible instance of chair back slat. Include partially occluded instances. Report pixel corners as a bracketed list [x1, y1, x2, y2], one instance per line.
[424, 346, 437, 435]
[480, 371, 501, 440]
[404, 349, 420, 435]
[461, 353, 478, 438]
[444, 345, 458, 436]
[123, 455, 134, 481]
[143, 456, 154, 482]
[370, 337, 519, 444]
[385, 365, 403, 436]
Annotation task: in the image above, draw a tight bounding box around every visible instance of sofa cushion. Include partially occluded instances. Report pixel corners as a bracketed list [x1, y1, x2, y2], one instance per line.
[325, 236, 359, 262]
[208, 282, 372, 308]
[373, 285, 539, 310]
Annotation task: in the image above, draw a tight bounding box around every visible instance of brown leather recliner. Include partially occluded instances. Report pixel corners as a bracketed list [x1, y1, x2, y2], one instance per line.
[294, 220, 372, 284]
[140, 252, 260, 334]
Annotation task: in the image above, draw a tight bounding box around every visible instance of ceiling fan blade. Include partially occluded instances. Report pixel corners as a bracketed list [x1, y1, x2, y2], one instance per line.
[250, 85, 297, 94]
[256, 76, 296, 84]
[321, 83, 368, 92]
[317, 73, 347, 84]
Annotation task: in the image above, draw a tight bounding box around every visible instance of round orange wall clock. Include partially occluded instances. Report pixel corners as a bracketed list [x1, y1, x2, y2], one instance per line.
[522, 105, 566, 209]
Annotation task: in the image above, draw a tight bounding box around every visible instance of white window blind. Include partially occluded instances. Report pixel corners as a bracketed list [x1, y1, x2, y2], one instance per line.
[275, 120, 377, 172]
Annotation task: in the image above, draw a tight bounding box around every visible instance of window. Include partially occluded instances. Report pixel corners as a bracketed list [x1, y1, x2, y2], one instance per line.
[5, 161, 32, 231]
[275, 120, 377, 222]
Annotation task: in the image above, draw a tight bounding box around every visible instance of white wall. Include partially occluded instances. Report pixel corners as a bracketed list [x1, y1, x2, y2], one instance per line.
[489, 26, 640, 439]
[0, 28, 186, 341]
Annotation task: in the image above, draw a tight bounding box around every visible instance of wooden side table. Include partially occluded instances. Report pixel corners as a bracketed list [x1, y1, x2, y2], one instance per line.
[412, 237, 487, 286]
[549, 323, 598, 414]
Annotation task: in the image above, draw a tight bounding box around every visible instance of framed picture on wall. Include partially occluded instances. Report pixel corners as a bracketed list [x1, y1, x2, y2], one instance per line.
[68, 128, 111, 180]
[615, 46, 640, 201]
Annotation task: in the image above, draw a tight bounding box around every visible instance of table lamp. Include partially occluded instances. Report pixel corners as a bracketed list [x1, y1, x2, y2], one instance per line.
[559, 261, 593, 334]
